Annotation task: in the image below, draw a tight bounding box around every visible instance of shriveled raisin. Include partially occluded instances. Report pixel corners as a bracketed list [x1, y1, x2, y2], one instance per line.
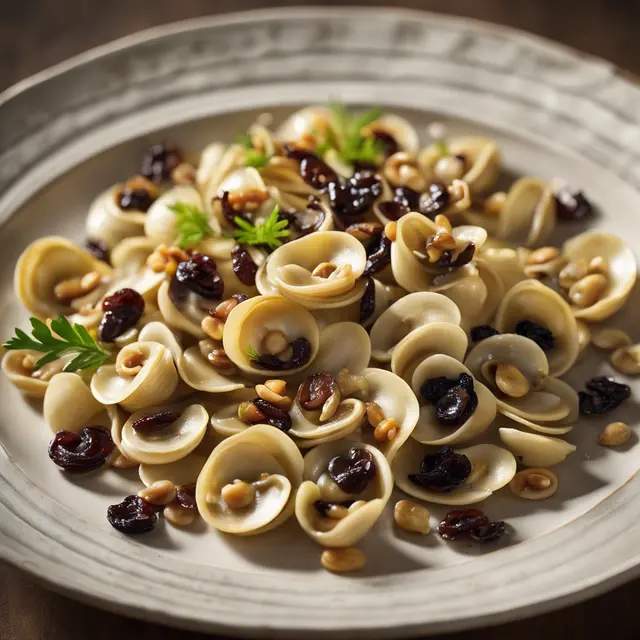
[377, 186, 422, 221]
[176, 253, 224, 299]
[107, 495, 158, 534]
[359, 277, 376, 324]
[409, 447, 472, 492]
[371, 130, 399, 158]
[515, 320, 555, 352]
[328, 171, 383, 221]
[363, 234, 391, 276]
[438, 509, 506, 543]
[99, 288, 145, 343]
[328, 447, 377, 494]
[216, 191, 250, 228]
[231, 244, 258, 286]
[555, 186, 594, 221]
[299, 372, 336, 411]
[131, 411, 179, 434]
[438, 243, 475, 269]
[469, 520, 506, 543]
[579, 376, 631, 415]
[141, 143, 183, 183]
[252, 398, 292, 432]
[470, 325, 499, 342]
[421, 374, 477, 426]
[118, 187, 155, 212]
[48, 426, 114, 473]
[85, 239, 110, 264]
[176, 483, 198, 512]
[278, 196, 326, 236]
[420, 376, 458, 404]
[284, 145, 339, 190]
[419, 182, 450, 218]
[249, 337, 312, 371]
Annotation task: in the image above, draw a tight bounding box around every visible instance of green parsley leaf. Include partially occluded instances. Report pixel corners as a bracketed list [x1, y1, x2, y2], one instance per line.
[237, 131, 270, 169]
[3, 315, 110, 372]
[169, 202, 216, 249]
[434, 140, 449, 156]
[232, 206, 290, 251]
[328, 103, 384, 166]
[247, 345, 260, 362]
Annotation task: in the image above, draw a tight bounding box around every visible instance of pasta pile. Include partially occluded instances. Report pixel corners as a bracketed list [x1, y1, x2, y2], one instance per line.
[2, 104, 638, 572]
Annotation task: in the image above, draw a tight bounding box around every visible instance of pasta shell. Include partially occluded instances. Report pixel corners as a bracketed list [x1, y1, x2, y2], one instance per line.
[44, 372, 103, 433]
[139, 453, 208, 487]
[499, 427, 576, 467]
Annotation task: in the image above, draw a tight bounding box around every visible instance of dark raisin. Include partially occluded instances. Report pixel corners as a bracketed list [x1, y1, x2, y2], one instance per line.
[438, 509, 489, 541]
[377, 200, 409, 221]
[298, 372, 336, 411]
[231, 244, 258, 286]
[131, 411, 179, 434]
[409, 446, 472, 492]
[395, 186, 421, 210]
[436, 385, 478, 426]
[328, 447, 377, 494]
[284, 145, 339, 190]
[48, 426, 114, 473]
[215, 191, 250, 228]
[419, 182, 450, 218]
[107, 495, 158, 534]
[470, 325, 499, 342]
[252, 398, 292, 432]
[469, 520, 506, 543]
[438, 243, 475, 269]
[359, 277, 376, 324]
[371, 130, 399, 157]
[85, 239, 110, 264]
[579, 376, 631, 415]
[328, 171, 383, 221]
[98, 288, 145, 343]
[278, 196, 326, 236]
[176, 253, 224, 300]
[141, 143, 183, 183]
[249, 337, 312, 371]
[176, 483, 198, 512]
[420, 376, 458, 404]
[363, 233, 391, 276]
[555, 186, 594, 221]
[117, 187, 155, 212]
[345, 222, 384, 241]
[515, 320, 555, 352]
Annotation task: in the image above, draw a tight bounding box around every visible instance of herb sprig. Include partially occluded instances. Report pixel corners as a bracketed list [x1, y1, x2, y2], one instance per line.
[233, 206, 290, 250]
[169, 202, 216, 249]
[4, 315, 110, 372]
[247, 345, 261, 362]
[329, 103, 384, 166]
[237, 133, 270, 169]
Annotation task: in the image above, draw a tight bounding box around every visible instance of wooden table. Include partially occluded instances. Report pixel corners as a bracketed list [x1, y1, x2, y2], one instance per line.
[1, 1, 640, 638]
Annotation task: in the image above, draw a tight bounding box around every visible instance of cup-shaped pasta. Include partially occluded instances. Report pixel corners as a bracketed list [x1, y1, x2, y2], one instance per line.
[1, 350, 76, 397]
[157, 280, 206, 339]
[44, 372, 104, 433]
[495, 279, 579, 377]
[109, 237, 167, 302]
[15, 237, 113, 319]
[119, 404, 208, 464]
[391, 213, 487, 292]
[496, 178, 556, 247]
[196, 425, 304, 535]
[211, 167, 269, 226]
[363, 113, 419, 154]
[91, 341, 178, 412]
[391, 322, 469, 385]
[144, 185, 208, 245]
[139, 453, 208, 487]
[410, 355, 497, 445]
[277, 106, 333, 144]
[265, 231, 366, 302]
[198, 144, 245, 209]
[476, 248, 527, 295]
[393, 441, 516, 505]
[369, 292, 461, 362]
[499, 427, 576, 467]
[223, 295, 320, 377]
[86, 185, 148, 249]
[295, 442, 393, 547]
[465, 334, 577, 435]
[562, 231, 637, 322]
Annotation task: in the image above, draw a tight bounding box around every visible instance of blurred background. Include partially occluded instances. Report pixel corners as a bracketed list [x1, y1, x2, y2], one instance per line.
[1, 0, 640, 91]
[1, 1, 640, 639]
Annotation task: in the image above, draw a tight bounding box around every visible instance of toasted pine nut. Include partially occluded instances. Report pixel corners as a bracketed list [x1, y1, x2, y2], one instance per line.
[164, 503, 196, 527]
[592, 328, 632, 350]
[53, 277, 85, 302]
[431, 231, 457, 251]
[262, 330, 288, 356]
[319, 388, 342, 422]
[433, 214, 453, 234]
[112, 453, 139, 469]
[526, 473, 552, 490]
[237, 401, 266, 424]
[568, 274, 608, 308]
[394, 500, 431, 534]
[321, 547, 366, 573]
[255, 383, 292, 410]
[374, 418, 399, 442]
[588, 255, 609, 276]
[201, 316, 224, 341]
[483, 191, 506, 217]
[558, 259, 588, 290]
[384, 221, 397, 242]
[265, 379, 287, 395]
[312, 262, 338, 278]
[326, 505, 349, 520]
[221, 480, 256, 510]
[610, 345, 640, 375]
[213, 297, 241, 321]
[495, 363, 529, 398]
[138, 480, 177, 506]
[599, 421, 631, 446]
[207, 348, 236, 373]
[365, 401, 385, 428]
[510, 468, 558, 500]
[115, 347, 145, 377]
[21, 354, 37, 371]
[527, 246, 560, 265]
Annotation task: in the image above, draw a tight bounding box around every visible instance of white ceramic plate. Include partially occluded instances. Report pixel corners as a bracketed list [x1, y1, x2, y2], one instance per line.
[1, 8, 640, 639]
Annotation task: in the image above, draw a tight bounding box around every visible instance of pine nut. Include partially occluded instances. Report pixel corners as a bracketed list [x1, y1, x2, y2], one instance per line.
[237, 401, 266, 424]
[558, 259, 588, 290]
[592, 328, 632, 350]
[527, 246, 560, 265]
[319, 388, 342, 422]
[255, 383, 292, 410]
[213, 297, 241, 321]
[365, 401, 385, 428]
[610, 345, 640, 375]
[483, 191, 506, 217]
[526, 473, 552, 490]
[321, 547, 366, 573]
[326, 505, 349, 520]
[394, 500, 431, 534]
[207, 348, 236, 373]
[374, 418, 399, 442]
[312, 262, 338, 278]
[495, 363, 529, 398]
[201, 316, 224, 341]
[138, 480, 177, 506]
[588, 255, 609, 276]
[53, 277, 86, 302]
[431, 231, 457, 250]
[510, 468, 558, 500]
[568, 274, 608, 308]
[384, 221, 397, 242]
[221, 480, 256, 510]
[265, 379, 287, 395]
[262, 330, 288, 356]
[164, 503, 196, 527]
[433, 214, 453, 234]
[599, 422, 631, 446]
[115, 347, 145, 377]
